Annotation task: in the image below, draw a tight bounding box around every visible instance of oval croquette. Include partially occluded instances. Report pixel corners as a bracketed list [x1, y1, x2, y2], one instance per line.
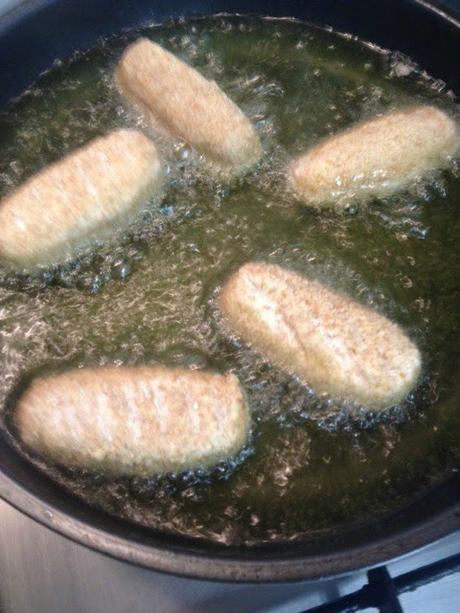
[288, 106, 459, 208]
[218, 262, 421, 408]
[15, 367, 251, 475]
[116, 38, 262, 173]
[0, 129, 161, 268]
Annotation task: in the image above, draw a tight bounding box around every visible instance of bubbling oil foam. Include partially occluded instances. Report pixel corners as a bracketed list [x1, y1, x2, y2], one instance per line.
[0, 16, 459, 544]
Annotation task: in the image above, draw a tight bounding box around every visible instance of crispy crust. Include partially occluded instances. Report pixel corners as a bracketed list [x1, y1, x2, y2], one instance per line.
[15, 366, 250, 475]
[0, 129, 161, 267]
[116, 38, 262, 173]
[218, 262, 421, 408]
[288, 106, 460, 208]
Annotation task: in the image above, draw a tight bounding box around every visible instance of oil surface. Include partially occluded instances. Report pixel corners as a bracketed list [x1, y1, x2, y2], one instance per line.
[0, 16, 459, 545]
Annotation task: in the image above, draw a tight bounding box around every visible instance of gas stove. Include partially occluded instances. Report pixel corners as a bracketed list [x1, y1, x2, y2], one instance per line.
[1, 498, 459, 612]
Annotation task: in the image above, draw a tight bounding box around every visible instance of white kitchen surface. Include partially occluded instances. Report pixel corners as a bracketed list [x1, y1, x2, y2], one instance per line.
[1, 497, 460, 612]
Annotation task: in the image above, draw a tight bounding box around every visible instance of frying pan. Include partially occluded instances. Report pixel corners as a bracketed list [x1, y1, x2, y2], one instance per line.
[0, 0, 459, 583]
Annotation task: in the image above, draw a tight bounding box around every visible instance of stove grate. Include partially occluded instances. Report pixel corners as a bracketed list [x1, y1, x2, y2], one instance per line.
[302, 551, 460, 613]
